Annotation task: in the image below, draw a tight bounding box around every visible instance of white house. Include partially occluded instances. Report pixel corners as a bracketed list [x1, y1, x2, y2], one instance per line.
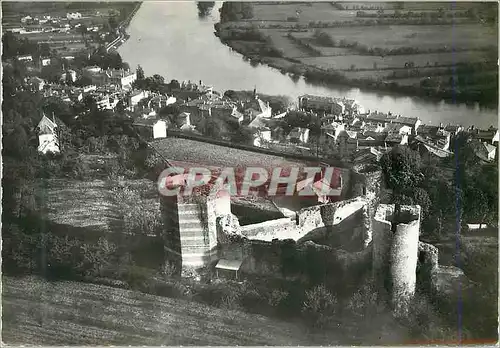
[483, 142, 496, 161]
[41, 57, 52, 66]
[36, 115, 60, 154]
[130, 90, 149, 107]
[96, 95, 119, 110]
[16, 54, 33, 62]
[256, 98, 272, 118]
[66, 12, 82, 20]
[61, 70, 77, 83]
[82, 85, 97, 93]
[288, 127, 310, 144]
[133, 119, 167, 139]
[84, 66, 102, 74]
[20, 15, 32, 23]
[492, 130, 499, 144]
[106, 69, 137, 89]
[252, 128, 272, 147]
[177, 112, 191, 127]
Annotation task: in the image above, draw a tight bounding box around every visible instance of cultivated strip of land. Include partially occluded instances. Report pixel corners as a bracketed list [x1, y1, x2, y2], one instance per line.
[3, 276, 350, 346]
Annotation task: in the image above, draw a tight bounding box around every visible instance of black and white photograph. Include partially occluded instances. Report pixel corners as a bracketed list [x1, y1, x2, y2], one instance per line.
[1, 0, 498, 345]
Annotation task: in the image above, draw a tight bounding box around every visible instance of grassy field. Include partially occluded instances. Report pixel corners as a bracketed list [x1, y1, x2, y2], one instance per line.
[314, 24, 496, 51]
[2, 276, 390, 346]
[36, 178, 158, 234]
[217, 2, 497, 104]
[252, 2, 358, 23]
[299, 51, 492, 71]
[340, 2, 479, 11]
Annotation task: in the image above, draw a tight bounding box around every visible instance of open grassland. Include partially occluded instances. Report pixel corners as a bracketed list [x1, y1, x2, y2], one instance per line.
[311, 24, 496, 51]
[340, 2, 479, 11]
[299, 51, 493, 71]
[252, 2, 358, 23]
[2, 276, 360, 346]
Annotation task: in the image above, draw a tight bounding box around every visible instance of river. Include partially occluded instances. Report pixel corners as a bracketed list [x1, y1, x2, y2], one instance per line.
[118, 1, 497, 128]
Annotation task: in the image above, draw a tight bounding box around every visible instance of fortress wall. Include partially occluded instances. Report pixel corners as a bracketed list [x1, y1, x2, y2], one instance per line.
[241, 218, 298, 241]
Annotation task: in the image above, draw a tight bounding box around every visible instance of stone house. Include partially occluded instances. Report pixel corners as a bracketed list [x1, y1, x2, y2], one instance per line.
[288, 127, 310, 144]
[132, 119, 168, 140]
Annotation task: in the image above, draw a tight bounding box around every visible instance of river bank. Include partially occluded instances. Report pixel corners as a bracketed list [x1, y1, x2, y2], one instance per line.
[214, 2, 498, 109]
[118, 2, 497, 128]
[106, 2, 142, 52]
[214, 26, 497, 109]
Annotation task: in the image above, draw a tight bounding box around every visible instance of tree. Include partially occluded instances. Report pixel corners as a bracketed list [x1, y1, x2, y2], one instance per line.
[197, 1, 215, 18]
[169, 79, 180, 90]
[2, 31, 20, 59]
[223, 90, 237, 100]
[65, 70, 74, 85]
[108, 16, 118, 32]
[74, 75, 93, 87]
[159, 104, 180, 117]
[380, 146, 423, 229]
[136, 65, 145, 80]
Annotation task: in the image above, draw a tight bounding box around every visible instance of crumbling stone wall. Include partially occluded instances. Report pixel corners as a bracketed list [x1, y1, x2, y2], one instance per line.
[297, 197, 368, 238]
[350, 164, 382, 247]
[373, 204, 421, 316]
[240, 217, 298, 241]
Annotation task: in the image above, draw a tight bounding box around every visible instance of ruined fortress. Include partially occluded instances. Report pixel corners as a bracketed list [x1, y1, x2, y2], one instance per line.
[160, 163, 458, 316]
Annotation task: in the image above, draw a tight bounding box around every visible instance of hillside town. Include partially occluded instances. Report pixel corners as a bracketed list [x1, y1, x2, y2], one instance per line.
[25, 58, 499, 165]
[2, 2, 498, 346]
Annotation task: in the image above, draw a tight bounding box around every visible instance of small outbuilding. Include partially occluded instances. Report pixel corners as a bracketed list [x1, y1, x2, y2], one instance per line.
[215, 259, 243, 280]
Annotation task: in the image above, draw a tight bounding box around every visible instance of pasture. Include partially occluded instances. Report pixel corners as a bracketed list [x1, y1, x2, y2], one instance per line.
[251, 2, 358, 23]
[315, 24, 496, 51]
[340, 2, 478, 11]
[299, 51, 493, 71]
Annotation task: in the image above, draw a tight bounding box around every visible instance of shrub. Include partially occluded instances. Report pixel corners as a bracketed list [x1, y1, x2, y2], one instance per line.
[347, 282, 386, 317]
[118, 264, 152, 290]
[220, 292, 241, 310]
[404, 294, 461, 342]
[2, 224, 41, 273]
[267, 289, 288, 308]
[78, 237, 118, 278]
[302, 285, 337, 327]
[160, 262, 178, 278]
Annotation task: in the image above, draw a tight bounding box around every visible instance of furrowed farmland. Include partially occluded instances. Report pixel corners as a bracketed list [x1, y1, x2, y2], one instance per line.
[2, 276, 351, 345]
[216, 2, 498, 106]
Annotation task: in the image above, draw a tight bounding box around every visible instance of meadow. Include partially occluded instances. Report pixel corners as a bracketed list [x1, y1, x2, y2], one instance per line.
[313, 24, 496, 51]
[299, 51, 492, 71]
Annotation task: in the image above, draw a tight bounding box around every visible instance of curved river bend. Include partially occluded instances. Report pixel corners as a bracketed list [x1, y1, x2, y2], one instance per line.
[118, 1, 497, 128]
